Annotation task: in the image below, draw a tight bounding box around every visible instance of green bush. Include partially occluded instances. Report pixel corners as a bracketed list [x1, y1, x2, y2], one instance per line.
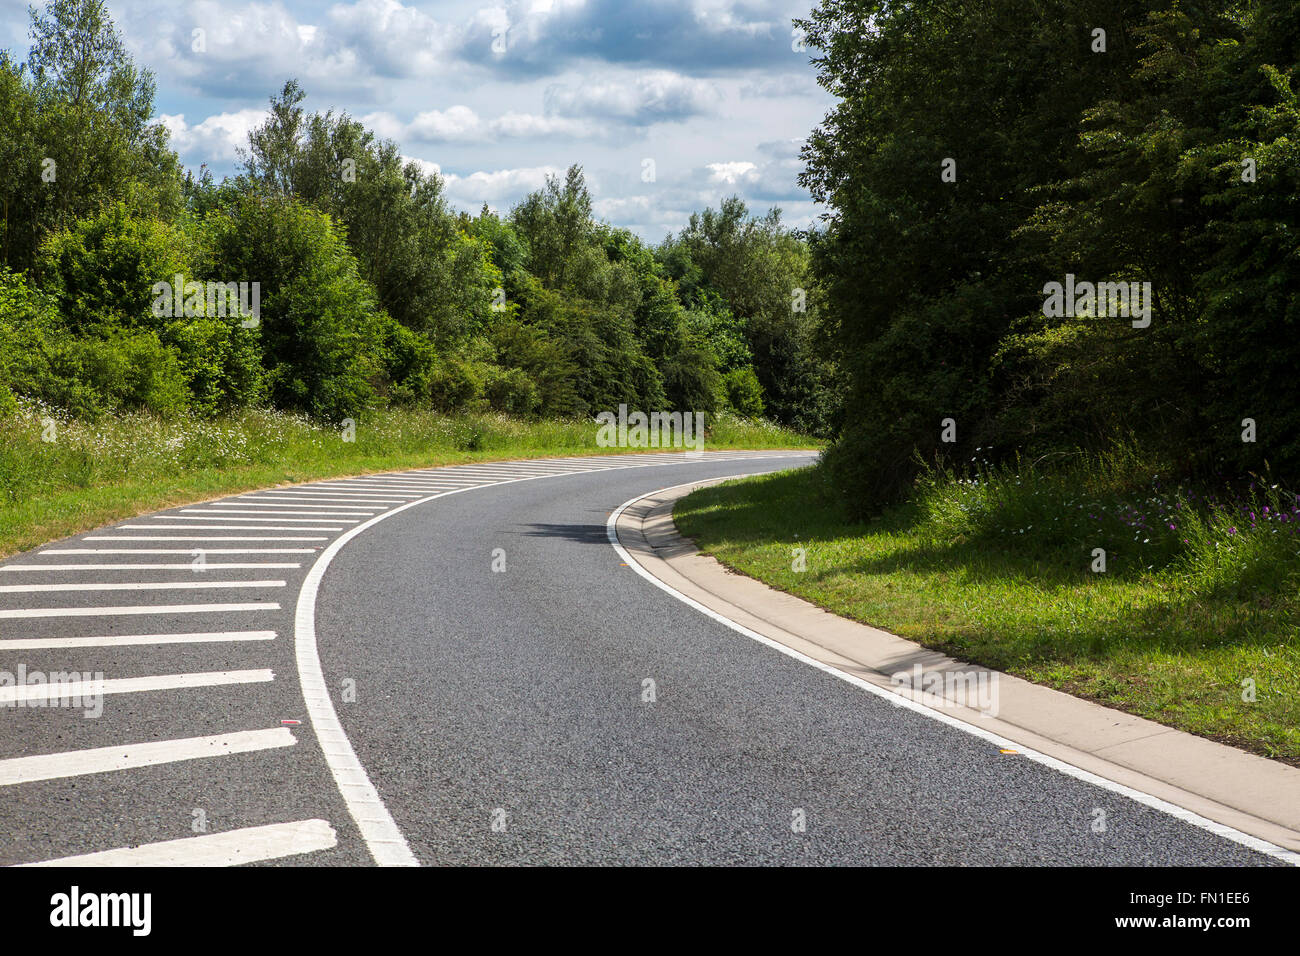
[376, 314, 437, 406]
[428, 356, 483, 411]
[162, 317, 265, 415]
[483, 366, 540, 416]
[722, 366, 764, 418]
[36, 203, 193, 335]
[206, 194, 385, 421]
[661, 347, 722, 414]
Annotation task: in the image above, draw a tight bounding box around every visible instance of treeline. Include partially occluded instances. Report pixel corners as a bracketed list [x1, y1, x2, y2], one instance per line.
[0, 1, 832, 434]
[800, 0, 1300, 511]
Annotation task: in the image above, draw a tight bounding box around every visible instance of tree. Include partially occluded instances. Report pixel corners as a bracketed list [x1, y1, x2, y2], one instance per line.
[241, 81, 497, 346]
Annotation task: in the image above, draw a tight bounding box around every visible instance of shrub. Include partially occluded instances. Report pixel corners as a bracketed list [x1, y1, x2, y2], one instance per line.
[483, 366, 540, 416]
[206, 194, 386, 421]
[722, 366, 764, 418]
[428, 356, 483, 411]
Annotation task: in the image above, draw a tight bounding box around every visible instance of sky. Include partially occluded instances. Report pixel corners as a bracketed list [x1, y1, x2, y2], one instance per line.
[1, 0, 837, 241]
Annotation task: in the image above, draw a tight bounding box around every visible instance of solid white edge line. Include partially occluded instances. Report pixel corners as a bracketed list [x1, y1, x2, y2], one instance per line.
[294, 451, 812, 866]
[605, 481, 1300, 868]
[18, 818, 337, 867]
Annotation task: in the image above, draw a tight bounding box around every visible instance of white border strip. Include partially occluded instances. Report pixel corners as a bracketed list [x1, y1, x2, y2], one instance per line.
[607, 482, 1300, 867]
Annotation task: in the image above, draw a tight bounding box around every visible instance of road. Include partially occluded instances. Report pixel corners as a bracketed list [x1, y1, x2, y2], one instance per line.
[0, 451, 1282, 865]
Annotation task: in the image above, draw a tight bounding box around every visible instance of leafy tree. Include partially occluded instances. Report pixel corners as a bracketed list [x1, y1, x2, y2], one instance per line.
[205, 194, 386, 420]
[0, 0, 181, 271]
[241, 81, 497, 346]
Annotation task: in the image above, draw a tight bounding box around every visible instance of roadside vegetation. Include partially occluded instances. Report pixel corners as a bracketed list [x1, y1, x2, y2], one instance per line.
[0, 399, 813, 560]
[676, 458, 1300, 765]
[673, 0, 1300, 763]
[0, 2, 832, 436]
[0, 1, 825, 557]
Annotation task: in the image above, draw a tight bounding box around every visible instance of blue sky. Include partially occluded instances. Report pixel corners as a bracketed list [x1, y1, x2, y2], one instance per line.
[2, 0, 836, 240]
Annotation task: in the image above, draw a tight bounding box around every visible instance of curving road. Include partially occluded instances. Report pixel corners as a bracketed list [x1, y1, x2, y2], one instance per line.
[0, 451, 1284, 865]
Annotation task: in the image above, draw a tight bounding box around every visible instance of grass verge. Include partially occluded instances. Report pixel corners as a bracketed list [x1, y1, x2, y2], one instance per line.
[674, 458, 1300, 765]
[0, 402, 817, 560]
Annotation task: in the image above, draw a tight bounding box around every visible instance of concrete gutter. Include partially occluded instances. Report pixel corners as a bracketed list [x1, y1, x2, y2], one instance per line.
[615, 476, 1300, 856]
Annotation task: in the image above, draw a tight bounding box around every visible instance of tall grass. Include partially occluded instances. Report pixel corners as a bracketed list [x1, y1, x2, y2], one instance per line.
[0, 400, 817, 557]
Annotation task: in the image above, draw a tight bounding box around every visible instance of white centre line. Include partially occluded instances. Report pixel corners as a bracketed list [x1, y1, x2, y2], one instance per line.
[0, 728, 296, 786]
[0, 669, 273, 706]
[19, 818, 338, 867]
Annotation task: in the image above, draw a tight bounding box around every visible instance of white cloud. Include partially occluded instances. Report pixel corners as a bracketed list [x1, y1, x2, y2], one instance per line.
[706, 160, 758, 184]
[160, 108, 268, 162]
[439, 165, 565, 205]
[409, 105, 486, 142]
[543, 71, 721, 123]
[383, 106, 601, 144]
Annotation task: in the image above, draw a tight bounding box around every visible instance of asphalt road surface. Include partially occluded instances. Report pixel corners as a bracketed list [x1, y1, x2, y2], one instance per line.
[0, 451, 1282, 865]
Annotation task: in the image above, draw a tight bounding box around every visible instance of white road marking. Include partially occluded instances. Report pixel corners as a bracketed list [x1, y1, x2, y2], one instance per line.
[606, 481, 1300, 868]
[0, 579, 285, 593]
[45, 548, 316, 554]
[18, 818, 338, 867]
[353, 474, 478, 482]
[288, 458, 718, 866]
[0, 631, 275, 650]
[183, 507, 377, 516]
[0, 728, 296, 786]
[307, 483, 460, 492]
[439, 468, 565, 475]
[155, 515, 361, 524]
[1, 563, 300, 571]
[253, 490, 416, 499]
[241, 494, 405, 503]
[87, 535, 329, 541]
[0, 669, 273, 705]
[0, 602, 278, 619]
[321, 477, 471, 485]
[0, 453, 803, 865]
[128, 522, 349, 529]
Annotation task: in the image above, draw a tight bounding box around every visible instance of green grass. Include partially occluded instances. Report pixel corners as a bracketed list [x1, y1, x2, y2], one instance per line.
[0, 400, 817, 560]
[674, 458, 1300, 765]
